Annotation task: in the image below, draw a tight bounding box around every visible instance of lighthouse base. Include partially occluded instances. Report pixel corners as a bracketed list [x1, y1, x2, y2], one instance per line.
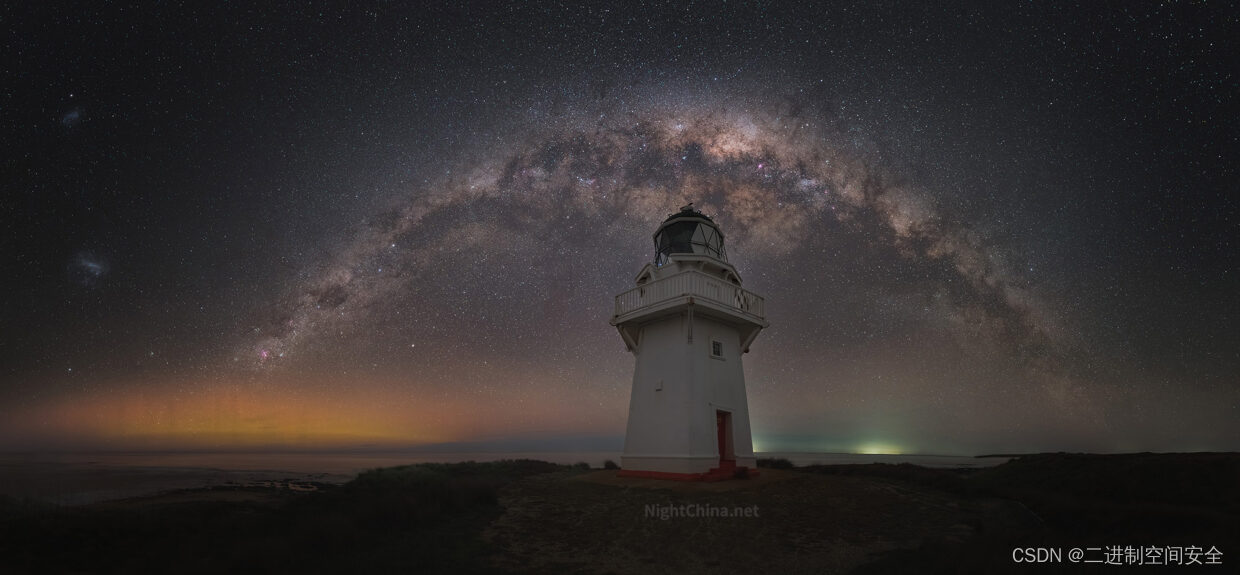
[616, 466, 760, 482]
[619, 454, 759, 481]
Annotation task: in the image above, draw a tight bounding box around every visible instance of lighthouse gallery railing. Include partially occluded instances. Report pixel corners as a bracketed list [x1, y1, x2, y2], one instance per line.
[614, 270, 765, 319]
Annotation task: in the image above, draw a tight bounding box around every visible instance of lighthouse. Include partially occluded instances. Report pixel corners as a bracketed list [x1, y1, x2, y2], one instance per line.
[611, 204, 768, 480]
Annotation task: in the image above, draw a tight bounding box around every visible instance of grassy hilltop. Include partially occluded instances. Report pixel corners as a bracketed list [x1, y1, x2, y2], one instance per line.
[1, 454, 1236, 574]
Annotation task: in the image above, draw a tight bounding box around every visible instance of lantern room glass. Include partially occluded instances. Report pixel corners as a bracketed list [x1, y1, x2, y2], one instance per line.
[654, 219, 727, 265]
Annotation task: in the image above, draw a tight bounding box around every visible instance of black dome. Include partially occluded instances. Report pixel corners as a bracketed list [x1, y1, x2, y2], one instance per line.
[661, 204, 715, 224]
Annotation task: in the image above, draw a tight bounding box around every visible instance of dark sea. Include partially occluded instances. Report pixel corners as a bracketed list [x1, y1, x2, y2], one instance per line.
[0, 451, 1009, 505]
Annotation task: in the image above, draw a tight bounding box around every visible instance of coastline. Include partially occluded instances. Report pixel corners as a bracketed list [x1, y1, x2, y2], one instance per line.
[0, 450, 1004, 506]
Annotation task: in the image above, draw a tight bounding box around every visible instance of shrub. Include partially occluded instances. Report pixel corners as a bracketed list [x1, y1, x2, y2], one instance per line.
[756, 457, 795, 469]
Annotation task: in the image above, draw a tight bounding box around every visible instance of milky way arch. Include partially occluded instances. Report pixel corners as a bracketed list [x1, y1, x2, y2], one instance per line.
[241, 84, 1073, 403]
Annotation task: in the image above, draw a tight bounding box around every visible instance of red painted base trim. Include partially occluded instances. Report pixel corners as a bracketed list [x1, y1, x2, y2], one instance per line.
[617, 467, 759, 482]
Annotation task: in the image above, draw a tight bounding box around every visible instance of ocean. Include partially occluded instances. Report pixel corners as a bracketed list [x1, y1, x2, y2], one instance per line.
[0, 451, 1009, 505]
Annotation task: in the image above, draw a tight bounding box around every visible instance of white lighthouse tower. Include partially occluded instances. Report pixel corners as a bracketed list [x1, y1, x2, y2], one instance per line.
[611, 204, 768, 480]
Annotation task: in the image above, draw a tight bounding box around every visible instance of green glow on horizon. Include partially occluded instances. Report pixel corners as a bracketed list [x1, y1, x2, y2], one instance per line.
[854, 441, 905, 455]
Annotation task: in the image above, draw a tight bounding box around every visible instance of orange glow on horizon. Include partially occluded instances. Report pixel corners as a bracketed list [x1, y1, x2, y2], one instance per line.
[3, 374, 622, 450]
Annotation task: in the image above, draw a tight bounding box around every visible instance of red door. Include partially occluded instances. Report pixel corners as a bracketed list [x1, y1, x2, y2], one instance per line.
[716, 411, 731, 468]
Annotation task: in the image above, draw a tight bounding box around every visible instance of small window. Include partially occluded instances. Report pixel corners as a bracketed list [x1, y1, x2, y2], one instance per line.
[710, 339, 724, 359]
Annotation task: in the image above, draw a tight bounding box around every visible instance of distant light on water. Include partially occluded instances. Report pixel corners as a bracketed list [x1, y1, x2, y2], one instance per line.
[854, 441, 904, 455]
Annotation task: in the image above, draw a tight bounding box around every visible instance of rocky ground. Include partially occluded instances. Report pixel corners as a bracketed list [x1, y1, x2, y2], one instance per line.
[1, 454, 1235, 574]
[486, 467, 1036, 574]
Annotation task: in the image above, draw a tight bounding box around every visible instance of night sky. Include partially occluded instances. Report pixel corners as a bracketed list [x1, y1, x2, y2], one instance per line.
[3, 2, 1237, 455]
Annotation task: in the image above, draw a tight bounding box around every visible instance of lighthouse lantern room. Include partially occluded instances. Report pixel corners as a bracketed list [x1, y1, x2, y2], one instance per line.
[611, 204, 768, 480]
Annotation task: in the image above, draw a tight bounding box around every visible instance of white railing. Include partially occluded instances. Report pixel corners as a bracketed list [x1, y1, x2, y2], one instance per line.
[614, 270, 765, 319]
